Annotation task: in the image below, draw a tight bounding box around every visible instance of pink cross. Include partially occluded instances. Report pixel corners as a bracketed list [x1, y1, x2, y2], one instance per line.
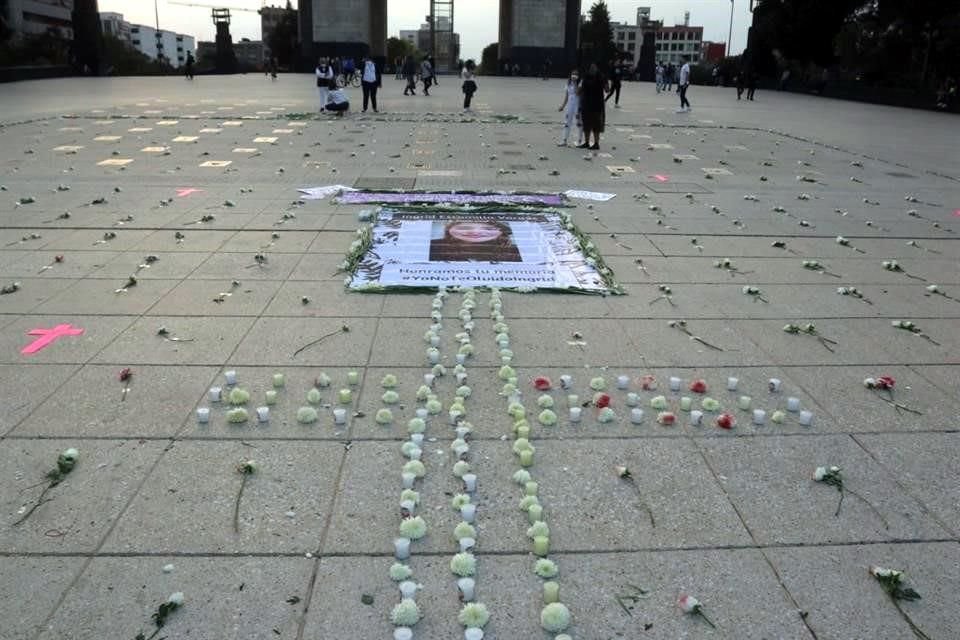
[652, 174, 669, 182]
[21, 324, 85, 355]
[176, 188, 203, 198]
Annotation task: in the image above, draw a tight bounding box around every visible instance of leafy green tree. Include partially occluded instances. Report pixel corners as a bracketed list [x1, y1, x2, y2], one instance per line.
[387, 36, 418, 64]
[265, 1, 298, 68]
[579, 1, 616, 68]
[480, 42, 498, 74]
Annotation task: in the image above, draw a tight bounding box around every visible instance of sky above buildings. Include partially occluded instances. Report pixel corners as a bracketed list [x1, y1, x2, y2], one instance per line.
[98, 0, 753, 60]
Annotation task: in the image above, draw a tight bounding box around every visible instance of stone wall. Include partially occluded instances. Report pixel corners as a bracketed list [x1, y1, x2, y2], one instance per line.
[311, 0, 369, 43]
[512, 0, 565, 48]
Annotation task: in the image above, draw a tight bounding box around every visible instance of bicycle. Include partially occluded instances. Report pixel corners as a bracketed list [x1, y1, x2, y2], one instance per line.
[336, 72, 361, 88]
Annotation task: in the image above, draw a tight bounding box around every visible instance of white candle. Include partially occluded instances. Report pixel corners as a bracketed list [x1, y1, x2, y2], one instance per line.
[799, 410, 813, 426]
[737, 396, 752, 410]
[456, 353, 467, 365]
[456, 372, 468, 384]
[399, 580, 418, 599]
[787, 397, 801, 412]
[394, 628, 413, 640]
[428, 349, 440, 365]
[449, 410, 463, 425]
[415, 407, 428, 420]
[690, 410, 704, 426]
[463, 473, 477, 493]
[455, 426, 470, 440]
[559, 374, 573, 389]
[196, 407, 210, 423]
[669, 376, 682, 391]
[453, 445, 468, 459]
[626, 392, 639, 407]
[616, 375, 630, 389]
[630, 408, 644, 424]
[768, 378, 782, 393]
[464, 628, 484, 640]
[401, 472, 416, 489]
[209, 386, 222, 402]
[410, 433, 424, 445]
[224, 370, 237, 386]
[458, 537, 476, 553]
[394, 537, 411, 559]
[460, 503, 476, 523]
[333, 408, 346, 424]
[569, 407, 582, 422]
[429, 334, 440, 347]
[256, 406, 269, 422]
[498, 338, 509, 349]
[567, 394, 579, 406]
[457, 577, 476, 602]
[400, 500, 416, 517]
[408, 447, 423, 461]
[752, 409, 766, 425]
[727, 376, 739, 391]
[424, 373, 435, 386]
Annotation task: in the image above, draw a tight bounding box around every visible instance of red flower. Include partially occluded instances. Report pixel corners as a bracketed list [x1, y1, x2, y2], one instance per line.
[54, 255, 64, 263]
[716, 413, 735, 429]
[656, 411, 676, 425]
[594, 393, 611, 408]
[640, 375, 656, 390]
[689, 379, 708, 394]
[533, 376, 552, 391]
[119, 367, 132, 382]
[876, 375, 895, 390]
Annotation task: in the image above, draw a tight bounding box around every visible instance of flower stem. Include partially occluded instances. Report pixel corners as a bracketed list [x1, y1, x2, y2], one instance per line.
[697, 609, 717, 629]
[919, 333, 940, 346]
[845, 487, 890, 530]
[904, 272, 927, 282]
[233, 473, 249, 533]
[12, 482, 56, 526]
[292, 327, 347, 358]
[816, 335, 838, 353]
[691, 335, 724, 351]
[891, 598, 933, 640]
[628, 479, 656, 528]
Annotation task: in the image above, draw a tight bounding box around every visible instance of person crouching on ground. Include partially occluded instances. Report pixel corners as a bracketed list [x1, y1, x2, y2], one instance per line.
[558, 69, 583, 147]
[316, 57, 334, 112]
[361, 55, 381, 113]
[461, 60, 478, 111]
[326, 86, 350, 117]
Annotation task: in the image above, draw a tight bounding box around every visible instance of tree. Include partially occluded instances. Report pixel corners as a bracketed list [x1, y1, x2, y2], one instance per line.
[265, 0, 297, 68]
[387, 36, 417, 64]
[480, 42, 498, 75]
[580, 1, 616, 68]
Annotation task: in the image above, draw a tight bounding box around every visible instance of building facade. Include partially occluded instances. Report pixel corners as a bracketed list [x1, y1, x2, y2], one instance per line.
[611, 21, 643, 69]
[127, 22, 195, 68]
[99, 11, 129, 43]
[2, 0, 75, 39]
[655, 24, 703, 66]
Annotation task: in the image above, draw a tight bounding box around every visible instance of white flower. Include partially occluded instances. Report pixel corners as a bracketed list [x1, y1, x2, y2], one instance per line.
[926, 284, 940, 293]
[863, 377, 876, 388]
[813, 466, 827, 481]
[167, 592, 185, 606]
[678, 594, 700, 613]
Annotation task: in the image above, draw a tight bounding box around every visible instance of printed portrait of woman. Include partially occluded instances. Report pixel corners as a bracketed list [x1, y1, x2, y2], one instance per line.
[429, 219, 523, 262]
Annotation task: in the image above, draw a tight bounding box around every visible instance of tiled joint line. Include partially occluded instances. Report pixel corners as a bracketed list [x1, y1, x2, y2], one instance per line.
[1, 538, 957, 561]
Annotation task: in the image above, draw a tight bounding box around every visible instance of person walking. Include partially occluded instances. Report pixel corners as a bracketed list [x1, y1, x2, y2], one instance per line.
[746, 70, 758, 101]
[420, 57, 434, 95]
[315, 57, 334, 112]
[665, 63, 674, 92]
[184, 51, 194, 79]
[655, 62, 664, 94]
[394, 56, 402, 79]
[578, 63, 607, 150]
[429, 56, 438, 85]
[736, 68, 745, 100]
[402, 55, 417, 95]
[606, 60, 623, 108]
[461, 59, 478, 111]
[558, 69, 582, 147]
[677, 60, 692, 112]
[361, 55, 381, 113]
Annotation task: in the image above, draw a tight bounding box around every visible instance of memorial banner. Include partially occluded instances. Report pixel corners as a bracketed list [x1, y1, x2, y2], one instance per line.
[343, 208, 622, 294]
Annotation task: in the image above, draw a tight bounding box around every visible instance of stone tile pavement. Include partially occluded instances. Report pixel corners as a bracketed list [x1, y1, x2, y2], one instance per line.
[0, 75, 957, 640]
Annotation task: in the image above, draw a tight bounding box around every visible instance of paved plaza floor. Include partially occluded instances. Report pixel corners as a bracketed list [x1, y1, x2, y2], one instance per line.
[0, 74, 958, 640]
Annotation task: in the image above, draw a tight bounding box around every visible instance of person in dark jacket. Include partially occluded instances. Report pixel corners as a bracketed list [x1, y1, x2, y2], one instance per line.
[578, 63, 608, 150]
[360, 55, 382, 113]
[403, 55, 417, 95]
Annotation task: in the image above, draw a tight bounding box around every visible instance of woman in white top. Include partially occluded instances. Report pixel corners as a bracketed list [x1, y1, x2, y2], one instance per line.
[315, 57, 334, 112]
[360, 56, 381, 113]
[461, 59, 477, 111]
[326, 87, 349, 117]
[558, 70, 582, 147]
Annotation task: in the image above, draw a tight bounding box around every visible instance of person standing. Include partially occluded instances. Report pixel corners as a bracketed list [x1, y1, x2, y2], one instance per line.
[429, 56, 438, 85]
[747, 70, 758, 101]
[578, 63, 607, 150]
[420, 57, 434, 95]
[315, 57, 334, 112]
[361, 55, 381, 113]
[677, 60, 692, 112]
[461, 59, 478, 111]
[665, 63, 674, 92]
[403, 55, 417, 95]
[736, 68, 745, 100]
[184, 51, 194, 79]
[654, 62, 664, 94]
[557, 69, 582, 147]
[606, 60, 623, 107]
[395, 56, 402, 79]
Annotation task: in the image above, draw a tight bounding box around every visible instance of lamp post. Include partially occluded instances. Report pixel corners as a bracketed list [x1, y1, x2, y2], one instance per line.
[728, 0, 734, 55]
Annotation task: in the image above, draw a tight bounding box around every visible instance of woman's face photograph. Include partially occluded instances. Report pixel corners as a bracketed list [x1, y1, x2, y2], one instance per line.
[447, 222, 503, 243]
